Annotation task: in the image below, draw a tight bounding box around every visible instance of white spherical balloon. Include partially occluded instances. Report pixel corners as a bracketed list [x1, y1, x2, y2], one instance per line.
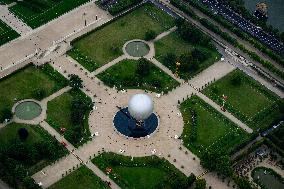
[128, 94, 154, 120]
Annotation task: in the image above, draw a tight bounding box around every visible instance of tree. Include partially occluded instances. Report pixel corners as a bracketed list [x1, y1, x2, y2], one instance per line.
[23, 176, 41, 189]
[187, 173, 196, 187]
[69, 74, 83, 89]
[163, 53, 176, 69]
[179, 53, 199, 72]
[200, 148, 233, 177]
[194, 179, 206, 189]
[144, 30, 157, 41]
[230, 73, 242, 86]
[136, 58, 150, 76]
[233, 176, 255, 189]
[32, 88, 46, 100]
[18, 128, 29, 141]
[0, 108, 13, 123]
[192, 48, 208, 62]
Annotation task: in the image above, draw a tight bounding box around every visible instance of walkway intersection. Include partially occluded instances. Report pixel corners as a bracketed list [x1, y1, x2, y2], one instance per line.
[0, 1, 270, 189]
[32, 31, 252, 188]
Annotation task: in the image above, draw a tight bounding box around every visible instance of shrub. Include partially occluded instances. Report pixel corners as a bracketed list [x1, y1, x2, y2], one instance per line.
[136, 58, 150, 76]
[18, 128, 29, 141]
[0, 108, 13, 123]
[144, 30, 157, 41]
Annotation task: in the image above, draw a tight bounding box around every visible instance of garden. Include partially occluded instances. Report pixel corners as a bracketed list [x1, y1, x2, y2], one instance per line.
[0, 64, 68, 123]
[155, 19, 221, 80]
[203, 69, 284, 131]
[46, 89, 93, 147]
[68, 2, 175, 71]
[92, 152, 191, 189]
[180, 95, 250, 157]
[97, 58, 179, 93]
[0, 19, 20, 46]
[48, 166, 110, 189]
[0, 123, 68, 189]
[8, 0, 90, 28]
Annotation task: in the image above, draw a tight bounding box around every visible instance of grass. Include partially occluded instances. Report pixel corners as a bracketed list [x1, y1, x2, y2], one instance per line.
[154, 31, 221, 79]
[0, 122, 68, 174]
[97, 59, 179, 93]
[68, 2, 175, 71]
[0, 64, 68, 121]
[203, 69, 284, 131]
[113, 167, 167, 189]
[180, 95, 250, 157]
[9, 0, 90, 28]
[0, 19, 20, 46]
[46, 89, 91, 147]
[92, 152, 188, 189]
[48, 166, 109, 189]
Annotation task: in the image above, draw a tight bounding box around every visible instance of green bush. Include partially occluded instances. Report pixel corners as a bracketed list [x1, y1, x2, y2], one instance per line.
[144, 30, 157, 41]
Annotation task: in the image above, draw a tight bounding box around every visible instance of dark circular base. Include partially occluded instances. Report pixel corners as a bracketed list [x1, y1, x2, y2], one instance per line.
[113, 108, 158, 138]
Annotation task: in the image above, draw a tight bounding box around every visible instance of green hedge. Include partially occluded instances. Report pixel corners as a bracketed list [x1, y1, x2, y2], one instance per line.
[92, 152, 191, 189]
[0, 20, 20, 46]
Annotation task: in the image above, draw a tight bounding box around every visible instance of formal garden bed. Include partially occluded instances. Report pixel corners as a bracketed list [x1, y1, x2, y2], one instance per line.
[0, 123, 68, 188]
[97, 58, 179, 93]
[8, 0, 90, 28]
[0, 19, 20, 46]
[68, 2, 175, 71]
[46, 89, 92, 147]
[251, 167, 284, 189]
[92, 152, 193, 189]
[48, 166, 110, 189]
[203, 69, 284, 132]
[0, 64, 68, 123]
[154, 28, 221, 80]
[180, 95, 250, 157]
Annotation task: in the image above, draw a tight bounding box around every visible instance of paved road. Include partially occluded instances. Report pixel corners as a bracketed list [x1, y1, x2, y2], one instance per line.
[201, 0, 284, 55]
[182, 1, 283, 71]
[160, 0, 284, 92]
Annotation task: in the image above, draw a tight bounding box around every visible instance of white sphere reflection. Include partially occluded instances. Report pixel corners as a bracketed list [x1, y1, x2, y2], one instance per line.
[128, 94, 154, 121]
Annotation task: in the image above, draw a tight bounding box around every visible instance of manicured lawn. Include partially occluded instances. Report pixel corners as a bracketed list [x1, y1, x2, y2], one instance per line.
[48, 166, 109, 189]
[180, 95, 249, 157]
[46, 89, 91, 147]
[203, 69, 283, 131]
[154, 31, 221, 79]
[114, 167, 167, 189]
[0, 64, 68, 121]
[0, 123, 68, 177]
[97, 59, 179, 93]
[92, 152, 189, 189]
[9, 0, 90, 28]
[0, 19, 19, 46]
[68, 2, 175, 71]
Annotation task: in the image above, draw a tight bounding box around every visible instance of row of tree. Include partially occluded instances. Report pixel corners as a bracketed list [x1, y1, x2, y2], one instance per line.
[0, 127, 66, 189]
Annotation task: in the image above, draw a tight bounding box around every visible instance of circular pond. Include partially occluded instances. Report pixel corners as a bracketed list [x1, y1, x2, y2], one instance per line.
[15, 101, 42, 120]
[252, 167, 284, 189]
[113, 107, 158, 138]
[125, 41, 150, 57]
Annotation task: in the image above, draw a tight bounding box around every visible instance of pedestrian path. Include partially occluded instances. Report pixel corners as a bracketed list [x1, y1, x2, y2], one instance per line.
[92, 55, 127, 76]
[0, 5, 32, 35]
[41, 86, 71, 104]
[33, 120, 120, 189]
